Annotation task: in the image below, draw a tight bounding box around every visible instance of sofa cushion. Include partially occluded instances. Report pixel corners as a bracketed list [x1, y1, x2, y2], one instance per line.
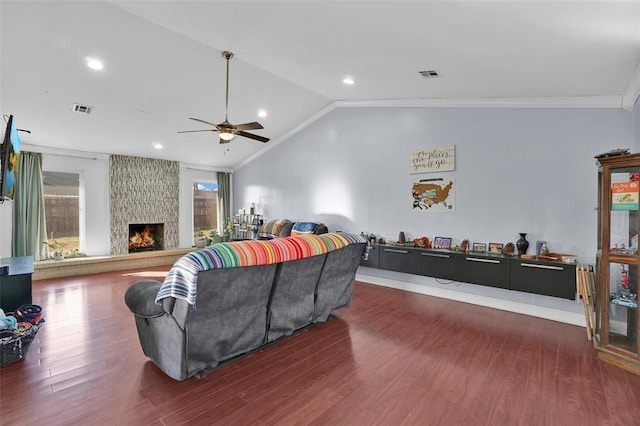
[290, 221, 319, 236]
[258, 219, 291, 239]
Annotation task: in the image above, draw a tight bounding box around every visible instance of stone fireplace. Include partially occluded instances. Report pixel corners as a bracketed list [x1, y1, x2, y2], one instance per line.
[109, 155, 179, 255]
[128, 223, 164, 253]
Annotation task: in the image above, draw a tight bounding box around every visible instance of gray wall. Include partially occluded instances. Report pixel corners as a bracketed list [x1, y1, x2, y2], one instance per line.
[234, 106, 633, 262]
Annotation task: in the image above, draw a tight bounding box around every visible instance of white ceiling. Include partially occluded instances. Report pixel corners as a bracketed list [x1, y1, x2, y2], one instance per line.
[2, 1, 640, 170]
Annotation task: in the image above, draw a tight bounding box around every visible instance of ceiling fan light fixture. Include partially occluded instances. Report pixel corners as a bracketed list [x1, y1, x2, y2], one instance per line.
[219, 131, 235, 141]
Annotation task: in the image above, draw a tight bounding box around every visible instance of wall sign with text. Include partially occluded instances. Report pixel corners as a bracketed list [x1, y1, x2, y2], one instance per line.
[409, 145, 455, 174]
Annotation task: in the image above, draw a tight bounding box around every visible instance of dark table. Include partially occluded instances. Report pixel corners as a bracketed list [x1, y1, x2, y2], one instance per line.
[0, 256, 34, 312]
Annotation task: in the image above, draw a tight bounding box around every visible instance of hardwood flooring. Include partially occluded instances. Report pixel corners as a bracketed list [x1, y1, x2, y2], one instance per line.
[1, 267, 640, 425]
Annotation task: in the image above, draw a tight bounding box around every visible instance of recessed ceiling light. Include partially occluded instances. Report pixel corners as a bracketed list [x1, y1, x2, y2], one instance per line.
[86, 57, 103, 70]
[153, 143, 163, 149]
[342, 76, 355, 85]
[257, 109, 267, 118]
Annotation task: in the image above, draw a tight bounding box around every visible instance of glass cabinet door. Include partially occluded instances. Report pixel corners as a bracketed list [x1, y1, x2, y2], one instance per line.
[603, 167, 639, 354]
[605, 261, 638, 353]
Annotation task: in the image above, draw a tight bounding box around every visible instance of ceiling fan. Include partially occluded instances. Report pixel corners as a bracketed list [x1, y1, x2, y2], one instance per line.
[178, 51, 269, 144]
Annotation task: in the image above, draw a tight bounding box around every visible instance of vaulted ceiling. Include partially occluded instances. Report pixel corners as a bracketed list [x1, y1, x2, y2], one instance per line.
[2, 1, 640, 170]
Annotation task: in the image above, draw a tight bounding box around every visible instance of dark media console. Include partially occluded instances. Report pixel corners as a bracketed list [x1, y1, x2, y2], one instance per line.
[0, 256, 34, 312]
[361, 244, 576, 300]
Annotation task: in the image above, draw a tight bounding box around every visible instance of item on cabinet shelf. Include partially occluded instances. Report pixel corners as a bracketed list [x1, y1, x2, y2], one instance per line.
[472, 243, 486, 253]
[398, 232, 406, 244]
[503, 242, 515, 256]
[540, 241, 550, 256]
[610, 284, 637, 308]
[369, 233, 376, 245]
[610, 243, 637, 255]
[460, 239, 469, 253]
[488, 242, 503, 254]
[250, 203, 255, 215]
[516, 233, 529, 255]
[433, 237, 452, 250]
[536, 240, 543, 256]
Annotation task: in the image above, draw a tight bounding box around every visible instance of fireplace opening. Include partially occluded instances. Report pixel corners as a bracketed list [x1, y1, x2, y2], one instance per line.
[128, 223, 164, 253]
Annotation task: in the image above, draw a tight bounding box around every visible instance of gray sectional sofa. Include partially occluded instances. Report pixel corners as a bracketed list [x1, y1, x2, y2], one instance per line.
[124, 234, 366, 381]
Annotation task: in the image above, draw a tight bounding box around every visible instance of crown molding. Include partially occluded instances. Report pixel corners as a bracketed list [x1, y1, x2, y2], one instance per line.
[622, 60, 640, 111]
[233, 94, 629, 172]
[20, 143, 109, 161]
[335, 96, 624, 109]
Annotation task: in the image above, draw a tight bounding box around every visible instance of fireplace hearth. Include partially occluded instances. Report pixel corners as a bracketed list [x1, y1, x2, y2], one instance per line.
[128, 223, 164, 253]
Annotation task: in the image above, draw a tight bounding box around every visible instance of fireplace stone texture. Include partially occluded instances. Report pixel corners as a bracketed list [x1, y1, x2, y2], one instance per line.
[110, 155, 179, 255]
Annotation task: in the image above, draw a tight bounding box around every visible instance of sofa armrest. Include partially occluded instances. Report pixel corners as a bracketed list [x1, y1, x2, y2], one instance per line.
[124, 280, 165, 318]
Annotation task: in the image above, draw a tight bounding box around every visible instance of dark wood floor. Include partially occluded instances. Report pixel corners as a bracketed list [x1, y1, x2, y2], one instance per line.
[1, 267, 640, 425]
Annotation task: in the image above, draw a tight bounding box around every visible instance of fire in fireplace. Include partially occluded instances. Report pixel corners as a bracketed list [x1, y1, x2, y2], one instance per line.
[128, 223, 164, 253]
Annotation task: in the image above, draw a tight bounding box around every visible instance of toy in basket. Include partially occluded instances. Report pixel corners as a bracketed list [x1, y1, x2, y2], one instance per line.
[0, 304, 44, 368]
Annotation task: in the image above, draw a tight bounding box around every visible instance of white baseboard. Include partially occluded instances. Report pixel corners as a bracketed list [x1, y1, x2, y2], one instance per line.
[356, 270, 587, 327]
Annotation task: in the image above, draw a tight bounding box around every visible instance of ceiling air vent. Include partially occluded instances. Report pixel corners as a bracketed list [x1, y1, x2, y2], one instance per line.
[419, 70, 441, 78]
[72, 103, 93, 114]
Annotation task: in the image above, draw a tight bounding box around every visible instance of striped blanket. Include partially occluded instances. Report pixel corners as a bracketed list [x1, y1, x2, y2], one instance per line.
[155, 232, 366, 306]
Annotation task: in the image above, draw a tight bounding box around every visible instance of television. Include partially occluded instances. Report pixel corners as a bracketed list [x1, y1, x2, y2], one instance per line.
[0, 114, 21, 201]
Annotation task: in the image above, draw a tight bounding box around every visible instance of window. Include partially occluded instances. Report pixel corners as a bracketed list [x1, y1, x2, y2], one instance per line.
[42, 171, 80, 251]
[193, 180, 218, 240]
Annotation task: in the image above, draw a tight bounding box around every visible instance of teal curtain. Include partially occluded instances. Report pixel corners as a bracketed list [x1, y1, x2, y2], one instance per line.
[217, 172, 231, 235]
[12, 151, 48, 260]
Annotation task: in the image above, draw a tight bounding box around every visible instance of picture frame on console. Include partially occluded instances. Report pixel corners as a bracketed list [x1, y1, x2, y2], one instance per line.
[488, 242, 503, 254]
[433, 237, 452, 250]
[473, 243, 487, 253]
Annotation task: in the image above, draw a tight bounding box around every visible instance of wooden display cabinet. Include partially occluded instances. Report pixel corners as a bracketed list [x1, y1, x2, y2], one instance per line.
[595, 153, 640, 374]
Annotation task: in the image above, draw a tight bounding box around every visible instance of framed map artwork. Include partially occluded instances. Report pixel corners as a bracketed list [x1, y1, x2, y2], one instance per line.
[411, 175, 455, 212]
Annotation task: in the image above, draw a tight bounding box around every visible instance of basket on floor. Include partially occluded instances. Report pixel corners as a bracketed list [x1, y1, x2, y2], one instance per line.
[0, 322, 42, 367]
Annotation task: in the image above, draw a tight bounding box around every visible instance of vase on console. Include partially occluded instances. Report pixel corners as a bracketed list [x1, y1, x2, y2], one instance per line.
[516, 233, 529, 255]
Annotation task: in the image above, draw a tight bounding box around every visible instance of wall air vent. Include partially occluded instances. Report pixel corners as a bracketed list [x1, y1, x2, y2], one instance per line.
[419, 70, 441, 78]
[72, 103, 93, 114]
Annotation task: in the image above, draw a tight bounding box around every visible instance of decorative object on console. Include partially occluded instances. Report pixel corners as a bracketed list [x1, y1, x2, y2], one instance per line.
[516, 233, 529, 255]
[503, 242, 515, 256]
[540, 241, 550, 256]
[460, 239, 469, 252]
[413, 236, 430, 247]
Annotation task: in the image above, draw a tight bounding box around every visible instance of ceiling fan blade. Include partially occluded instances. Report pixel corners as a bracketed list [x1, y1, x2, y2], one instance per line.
[236, 130, 270, 143]
[178, 129, 218, 134]
[189, 117, 219, 127]
[235, 122, 264, 131]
